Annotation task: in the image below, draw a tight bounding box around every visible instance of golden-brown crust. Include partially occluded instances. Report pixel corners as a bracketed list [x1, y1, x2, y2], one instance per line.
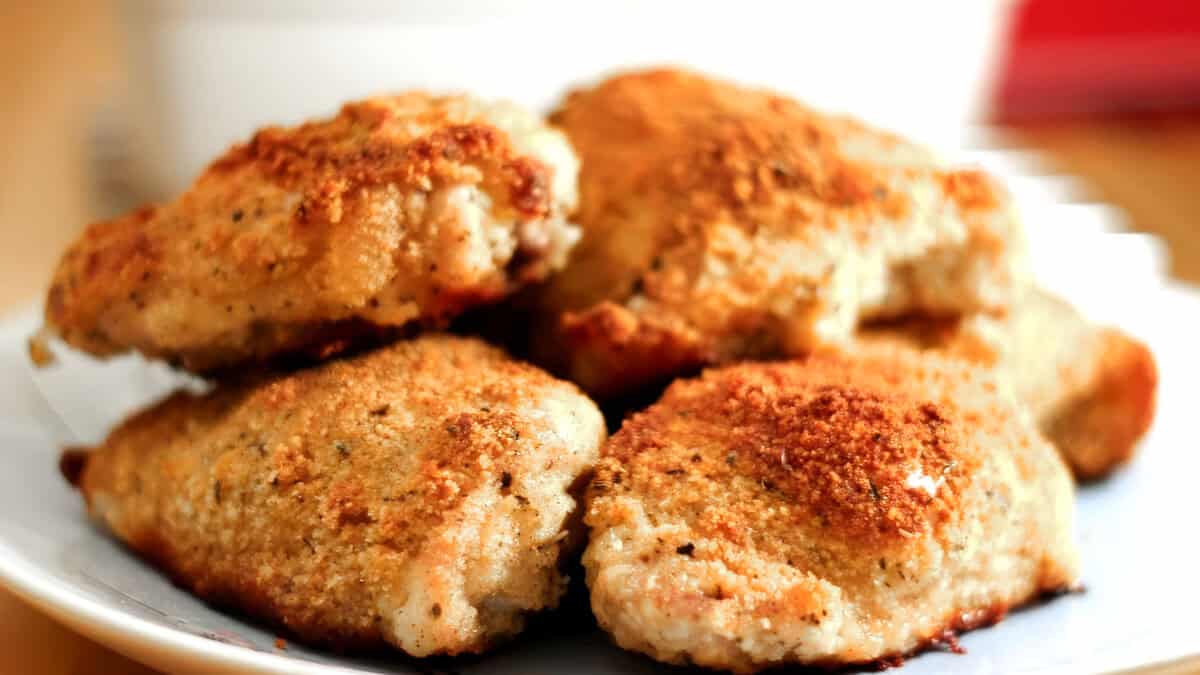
[210, 98, 551, 222]
[72, 335, 605, 654]
[46, 94, 577, 372]
[533, 68, 1024, 397]
[1044, 329, 1157, 480]
[860, 288, 1158, 480]
[585, 350, 1078, 670]
[600, 357, 973, 547]
[554, 302, 709, 397]
[592, 354, 996, 562]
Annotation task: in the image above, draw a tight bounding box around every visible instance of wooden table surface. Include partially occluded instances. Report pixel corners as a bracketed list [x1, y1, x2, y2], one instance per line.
[2, 3, 1198, 674]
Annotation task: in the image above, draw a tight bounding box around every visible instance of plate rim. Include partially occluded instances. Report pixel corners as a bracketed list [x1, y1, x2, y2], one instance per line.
[0, 526, 366, 675]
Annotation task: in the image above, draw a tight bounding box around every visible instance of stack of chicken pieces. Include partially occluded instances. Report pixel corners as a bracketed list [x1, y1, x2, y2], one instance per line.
[41, 69, 1155, 672]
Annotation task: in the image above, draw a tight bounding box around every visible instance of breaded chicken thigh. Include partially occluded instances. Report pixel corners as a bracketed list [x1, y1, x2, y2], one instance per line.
[45, 94, 581, 372]
[861, 288, 1156, 479]
[65, 335, 605, 656]
[584, 350, 1078, 672]
[534, 68, 1027, 397]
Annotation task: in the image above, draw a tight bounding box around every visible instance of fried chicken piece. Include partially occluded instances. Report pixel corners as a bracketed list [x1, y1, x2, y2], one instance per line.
[585, 351, 1078, 672]
[532, 68, 1027, 397]
[861, 288, 1157, 479]
[45, 94, 581, 372]
[66, 335, 605, 656]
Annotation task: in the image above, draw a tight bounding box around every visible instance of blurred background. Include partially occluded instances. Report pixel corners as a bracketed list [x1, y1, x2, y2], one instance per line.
[0, 1, 1198, 672]
[3, 0, 1200, 312]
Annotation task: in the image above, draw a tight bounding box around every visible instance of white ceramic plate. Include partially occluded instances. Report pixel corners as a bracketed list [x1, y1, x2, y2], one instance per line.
[2, 229, 1199, 674]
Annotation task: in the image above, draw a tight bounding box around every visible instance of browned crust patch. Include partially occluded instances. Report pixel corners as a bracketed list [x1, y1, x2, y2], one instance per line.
[1046, 329, 1158, 480]
[70, 335, 599, 653]
[534, 67, 1014, 397]
[595, 354, 979, 553]
[44, 93, 564, 372]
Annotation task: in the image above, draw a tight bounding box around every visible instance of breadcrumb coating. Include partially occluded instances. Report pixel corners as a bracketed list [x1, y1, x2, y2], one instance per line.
[45, 94, 580, 372]
[68, 335, 605, 655]
[861, 288, 1157, 479]
[585, 350, 1077, 671]
[534, 68, 1027, 397]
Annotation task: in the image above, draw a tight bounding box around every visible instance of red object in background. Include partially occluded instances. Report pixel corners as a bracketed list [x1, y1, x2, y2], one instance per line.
[992, 0, 1200, 121]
